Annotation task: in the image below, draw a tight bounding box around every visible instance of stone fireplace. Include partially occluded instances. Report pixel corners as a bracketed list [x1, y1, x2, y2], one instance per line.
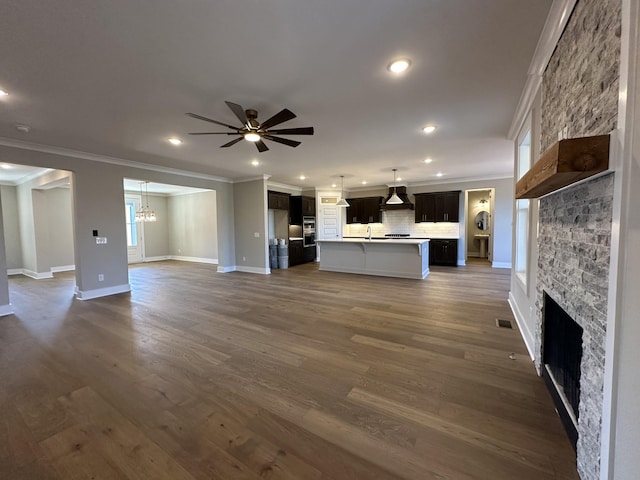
[535, 173, 613, 479]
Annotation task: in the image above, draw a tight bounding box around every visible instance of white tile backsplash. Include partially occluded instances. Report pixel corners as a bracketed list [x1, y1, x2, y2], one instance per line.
[343, 210, 460, 238]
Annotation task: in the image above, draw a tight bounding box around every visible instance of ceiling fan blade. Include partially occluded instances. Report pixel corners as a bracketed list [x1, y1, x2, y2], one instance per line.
[264, 135, 301, 148]
[185, 112, 238, 130]
[266, 127, 314, 136]
[255, 139, 269, 152]
[225, 101, 249, 127]
[188, 132, 237, 135]
[259, 108, 296, 130]
[220, 137, 244, 148]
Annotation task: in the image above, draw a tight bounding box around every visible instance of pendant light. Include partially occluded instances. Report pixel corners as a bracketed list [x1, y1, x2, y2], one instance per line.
[336, 175, 350, 207]
[386, 168, 403, 205]
[135, 181, 157, 222]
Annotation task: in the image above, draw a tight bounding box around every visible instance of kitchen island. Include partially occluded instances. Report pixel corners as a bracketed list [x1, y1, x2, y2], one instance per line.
[317, 238, 429, 279]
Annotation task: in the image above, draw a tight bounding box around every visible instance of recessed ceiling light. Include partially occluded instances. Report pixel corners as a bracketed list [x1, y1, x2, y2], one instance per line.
[331, 183, 337, 188]
[388, 58, 411, 74]
[436, 172, 444, 177]
[1, 164, 13, 169]
[424, 157, 433, 164]
[15, 124, 30, 133]
[0, 90, 8, 97]
[251, 159, 260, 166]
[299, 175, 306, 180]
[361, 180, 367, 185]
[423, 125, 437, 134]
[168, 137, 182, 145]
[397, 177, 402, 181]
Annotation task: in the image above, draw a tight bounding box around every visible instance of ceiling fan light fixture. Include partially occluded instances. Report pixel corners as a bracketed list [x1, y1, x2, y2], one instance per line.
[244, 132, 261, 142]
[388, 58, 411, 74]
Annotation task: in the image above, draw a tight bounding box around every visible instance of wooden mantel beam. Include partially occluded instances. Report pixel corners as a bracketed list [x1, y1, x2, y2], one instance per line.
[515, 134, 610, 199]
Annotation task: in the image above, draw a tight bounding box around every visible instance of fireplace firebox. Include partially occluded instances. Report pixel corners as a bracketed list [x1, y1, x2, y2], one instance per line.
[542, 292, 583, 450]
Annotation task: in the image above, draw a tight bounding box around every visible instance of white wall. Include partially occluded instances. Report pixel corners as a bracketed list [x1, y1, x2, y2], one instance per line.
[0, 185, 22, 270]
[168, 191, 218, 261]
[234, 178, 268, 272]
[44, 187, 74, 269]
[141, 193, 169, 259]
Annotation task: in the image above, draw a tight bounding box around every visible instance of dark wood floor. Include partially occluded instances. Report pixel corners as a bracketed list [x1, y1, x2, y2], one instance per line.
[1, 261, 578, 479]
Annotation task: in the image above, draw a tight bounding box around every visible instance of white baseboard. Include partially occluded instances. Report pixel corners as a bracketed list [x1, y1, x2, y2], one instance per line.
[235, 266, 270, 275]
[492, 261, 512, 269]
[0, 303, 14, 316]
[457, 259, 466, 266]
[75, 283, 131, 300]
[508, 291, 536, 361]
[217, 265, 237, 273]
[144, 256, 171, 262]
[7, 268, 22, 276]
[169, 255, 218, 264]
[22, 269, 54, 279]
[51, 264, 75, 273]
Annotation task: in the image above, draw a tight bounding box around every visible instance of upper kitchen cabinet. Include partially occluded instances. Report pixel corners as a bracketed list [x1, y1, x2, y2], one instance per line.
[414, 191, 460, 222]
[346, 197, 383, 224]
[268, 191, 290, 211]
[290, 196, 316, 224]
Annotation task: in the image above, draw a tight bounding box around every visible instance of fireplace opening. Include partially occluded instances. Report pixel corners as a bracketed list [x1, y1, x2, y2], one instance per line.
[542, 292, 583, 451]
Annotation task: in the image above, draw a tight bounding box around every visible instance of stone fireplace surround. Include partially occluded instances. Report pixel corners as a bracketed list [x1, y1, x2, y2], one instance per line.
[535, 172, 613, 480]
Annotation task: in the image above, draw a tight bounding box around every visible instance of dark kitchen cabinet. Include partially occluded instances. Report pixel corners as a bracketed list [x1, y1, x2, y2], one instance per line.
[289, 196, 316, 224]
[268, 191, 290, 210]
[346, 197, 383, 224]
[303, 245, 316, 263]
[289, 240, 304, 266]
[429, 239, 458, 266]
[414, 191, 460, 222]
[302, 196, 316, 216]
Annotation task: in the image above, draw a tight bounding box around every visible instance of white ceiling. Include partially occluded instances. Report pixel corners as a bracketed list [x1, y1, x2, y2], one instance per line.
[0, 0, 552, 190]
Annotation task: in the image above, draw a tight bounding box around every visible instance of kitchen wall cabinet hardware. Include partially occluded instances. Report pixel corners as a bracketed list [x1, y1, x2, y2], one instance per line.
[268, 191, 290, 210]
[413, 191, 460, 223]
[289, 196, 316, 224]
[429, 239, 458, 266]
[346, 196, 384, 224]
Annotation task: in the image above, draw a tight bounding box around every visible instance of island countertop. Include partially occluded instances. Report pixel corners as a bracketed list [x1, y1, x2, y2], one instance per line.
[317, 238, 429, 279]
[317, 238, 429, 245]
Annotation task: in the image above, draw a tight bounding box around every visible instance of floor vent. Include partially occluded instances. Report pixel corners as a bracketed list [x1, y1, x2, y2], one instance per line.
[496, 319, 513, 329]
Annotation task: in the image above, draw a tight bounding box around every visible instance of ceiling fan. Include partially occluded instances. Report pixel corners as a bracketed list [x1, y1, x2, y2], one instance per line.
[186, 101, 314, 152]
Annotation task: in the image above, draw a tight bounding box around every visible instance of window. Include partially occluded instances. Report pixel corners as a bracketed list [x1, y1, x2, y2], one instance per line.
[515, 128, 531, 286]
[125, 201, 138, 247]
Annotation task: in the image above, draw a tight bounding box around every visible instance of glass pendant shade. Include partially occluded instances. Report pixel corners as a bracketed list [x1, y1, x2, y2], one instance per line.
[135, 182, 157, 222]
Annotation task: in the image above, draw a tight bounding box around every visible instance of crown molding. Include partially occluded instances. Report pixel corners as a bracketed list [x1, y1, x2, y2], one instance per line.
[235, 174, 272, 184]
[0, 137, 233, 183]
[508, 0, 578, 140]
[409, 173, 513, 188]
[266, 180, 303, 192]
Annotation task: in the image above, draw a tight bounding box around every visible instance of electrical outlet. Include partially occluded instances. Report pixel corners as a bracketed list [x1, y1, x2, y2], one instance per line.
[242, 256, 246, 261]
[254, 232, 260, 238]
[98, 274, 104, 282]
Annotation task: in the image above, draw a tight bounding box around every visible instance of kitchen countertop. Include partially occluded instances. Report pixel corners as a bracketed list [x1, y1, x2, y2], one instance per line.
[318, 238, 429, 245]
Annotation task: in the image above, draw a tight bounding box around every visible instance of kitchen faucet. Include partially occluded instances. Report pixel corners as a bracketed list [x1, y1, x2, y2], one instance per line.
[366, 225, 372, 240]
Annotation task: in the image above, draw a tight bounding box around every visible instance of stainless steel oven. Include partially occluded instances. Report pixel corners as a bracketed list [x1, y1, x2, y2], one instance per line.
[303, 216, 316, 247]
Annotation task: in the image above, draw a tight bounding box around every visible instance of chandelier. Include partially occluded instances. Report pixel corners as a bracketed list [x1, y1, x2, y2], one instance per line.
[135, 181, 157, 222]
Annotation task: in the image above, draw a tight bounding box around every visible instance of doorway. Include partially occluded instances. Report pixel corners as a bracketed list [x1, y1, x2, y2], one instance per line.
[465, 189, 494, 264]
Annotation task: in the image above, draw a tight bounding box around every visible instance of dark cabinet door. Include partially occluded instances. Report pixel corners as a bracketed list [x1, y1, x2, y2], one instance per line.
[289, 196, 302, 224]
[303, 245, 316, 263]
[346, 198, 362, 224]
[414, 191, 459, 222]
[347, 197, 382, 224]
[268, 191, 290, 210]
[289, 240, 303, 266]
[442, 191, 460, 222]
[429, 239, 458, 266]
[301, 196, 316, 216]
